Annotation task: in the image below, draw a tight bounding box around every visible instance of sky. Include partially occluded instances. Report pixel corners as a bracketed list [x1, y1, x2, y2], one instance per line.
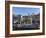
[12, 7, 40, 16]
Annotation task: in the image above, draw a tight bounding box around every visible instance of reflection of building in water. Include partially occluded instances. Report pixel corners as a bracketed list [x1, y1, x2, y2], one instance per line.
[13, 13, 40, 25]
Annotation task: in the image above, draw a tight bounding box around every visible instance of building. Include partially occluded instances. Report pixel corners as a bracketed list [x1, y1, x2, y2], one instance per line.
[13, 13, 40, 25]
[22, 16, 32, 24]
